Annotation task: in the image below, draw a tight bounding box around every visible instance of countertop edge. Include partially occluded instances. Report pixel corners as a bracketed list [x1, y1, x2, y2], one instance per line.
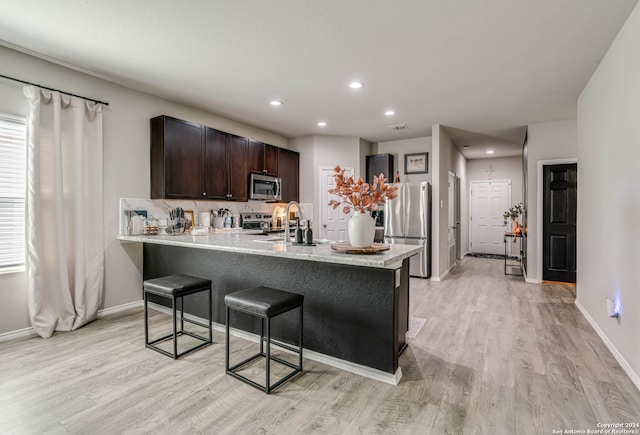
[116, 234, 421, 269]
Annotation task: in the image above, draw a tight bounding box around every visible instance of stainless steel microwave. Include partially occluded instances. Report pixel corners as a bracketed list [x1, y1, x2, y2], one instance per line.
[249, 173, 282, 201]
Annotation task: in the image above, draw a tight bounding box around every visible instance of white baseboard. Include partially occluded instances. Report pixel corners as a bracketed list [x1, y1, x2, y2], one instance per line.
[148, 302, 403, 385]
[432, 266, 451, 282]
[574, 299, 640, 391]
[0, 326, 37, 342]
[98, 300, 143, 318]
[525, 277, 540, 284]
[0, 300, 144, 343]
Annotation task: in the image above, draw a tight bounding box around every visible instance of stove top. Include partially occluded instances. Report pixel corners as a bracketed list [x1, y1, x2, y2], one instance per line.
[240, 212, 273, 230]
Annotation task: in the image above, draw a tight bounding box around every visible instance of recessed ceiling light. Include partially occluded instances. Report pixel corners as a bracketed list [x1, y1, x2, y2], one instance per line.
[270, 100, 283, 106]
[486, 149, 495, 154]
[384, 110, 395, 116]
[317, 121, 327, 127]
[348, 81, 364, 89]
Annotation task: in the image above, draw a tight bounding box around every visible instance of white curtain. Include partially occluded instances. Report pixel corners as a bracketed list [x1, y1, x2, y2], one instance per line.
[24, 86, 104, 338]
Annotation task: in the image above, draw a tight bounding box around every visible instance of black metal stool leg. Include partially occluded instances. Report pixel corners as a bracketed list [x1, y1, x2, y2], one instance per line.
[180, 296, 185, 333]
[172, 296, 177, 359]
[225, 306, 230, 372]
[208, 287, 212, 343]
[299, 303, 303, 370]
[265, 317, 271, 393]
[144, 290, 149, 345]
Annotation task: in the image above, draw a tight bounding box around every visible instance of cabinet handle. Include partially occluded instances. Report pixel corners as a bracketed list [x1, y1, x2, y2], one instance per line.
[263, 169, 267, 173]
[202, 192, 206, 197]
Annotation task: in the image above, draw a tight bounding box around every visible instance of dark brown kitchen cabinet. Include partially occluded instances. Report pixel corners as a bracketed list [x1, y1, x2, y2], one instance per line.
[278, 148, 299, 202]
[151, 115, 204, 199]
[226, 134, 249, 201]
[203, 128, 228, 200]
[203, 129, 248, 201]
[248, 139, 278, 176]
[151, 116, 248, 201]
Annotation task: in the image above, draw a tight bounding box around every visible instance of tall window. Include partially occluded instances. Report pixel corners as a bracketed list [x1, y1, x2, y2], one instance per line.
[0, 113, 26, 272]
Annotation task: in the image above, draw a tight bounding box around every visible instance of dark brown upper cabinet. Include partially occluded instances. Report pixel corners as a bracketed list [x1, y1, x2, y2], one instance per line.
[226, 134, 249, 201]
[278, 148, 299, 203]
[248, 139, 278, 176]
[151, 116, 204, 199]
[202, 129, 249, 201]
[151, 115, 248, 201]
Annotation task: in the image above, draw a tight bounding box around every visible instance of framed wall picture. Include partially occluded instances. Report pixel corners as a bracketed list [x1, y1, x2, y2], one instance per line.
[404, 152, 428, 174]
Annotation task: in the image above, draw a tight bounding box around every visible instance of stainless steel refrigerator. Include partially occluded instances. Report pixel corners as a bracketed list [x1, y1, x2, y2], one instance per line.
[384, 182, 432, 278]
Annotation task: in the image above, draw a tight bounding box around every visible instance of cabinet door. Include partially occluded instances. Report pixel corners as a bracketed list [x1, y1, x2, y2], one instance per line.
[227, 134, 248, 201]
[278, 148, 299, 202]
[163, 117, 203, 198]
[248, 139, 264, 174]
[264, 144, 279, 176]
[366, 154, 394, 184]
[204, 128, 229, 200]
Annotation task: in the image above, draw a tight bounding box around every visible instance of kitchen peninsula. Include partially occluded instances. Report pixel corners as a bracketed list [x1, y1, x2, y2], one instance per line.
[118, 231, 421, 384]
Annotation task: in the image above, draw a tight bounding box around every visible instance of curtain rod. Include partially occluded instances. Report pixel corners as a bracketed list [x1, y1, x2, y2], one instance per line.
[0, 73, 109, 106]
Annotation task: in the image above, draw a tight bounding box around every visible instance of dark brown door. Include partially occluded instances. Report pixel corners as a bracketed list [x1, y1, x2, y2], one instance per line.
[248, 139, 264, 174]
[264, 144, 279, 176]
[543, 163, 577, 283]
[163, 117, 203, 198]
[278, 148, 299, 202]
[204, 128, 229, 200]
[227, 134, 248, 201]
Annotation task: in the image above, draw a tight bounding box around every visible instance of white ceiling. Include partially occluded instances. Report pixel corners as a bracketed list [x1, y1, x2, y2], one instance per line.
[0, 0, 637, 158]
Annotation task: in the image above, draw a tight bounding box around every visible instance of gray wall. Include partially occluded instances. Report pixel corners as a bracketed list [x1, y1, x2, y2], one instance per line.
[577, 2, 640, 386]
[0, 45, 288, 335]
[467, 156, 523, 206]
[526, 119, 577, 283]
[376, 136, 432, 184]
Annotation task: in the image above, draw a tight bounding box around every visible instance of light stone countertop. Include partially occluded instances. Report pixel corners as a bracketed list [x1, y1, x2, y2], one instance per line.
[117, 231, 422, 269]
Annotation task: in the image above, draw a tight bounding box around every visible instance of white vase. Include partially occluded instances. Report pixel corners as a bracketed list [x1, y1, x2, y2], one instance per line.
[348, 211, 375, 248]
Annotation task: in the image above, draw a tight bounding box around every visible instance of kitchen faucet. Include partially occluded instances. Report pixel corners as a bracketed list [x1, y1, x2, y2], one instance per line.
[283, 201, 304, 244]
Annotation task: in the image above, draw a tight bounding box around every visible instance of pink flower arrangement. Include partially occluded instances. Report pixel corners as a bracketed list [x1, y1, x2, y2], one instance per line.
[328, 165, 399, 214]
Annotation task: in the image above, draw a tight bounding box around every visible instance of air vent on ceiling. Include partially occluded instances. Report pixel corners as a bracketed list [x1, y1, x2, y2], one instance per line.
[389, 124, 409, 131]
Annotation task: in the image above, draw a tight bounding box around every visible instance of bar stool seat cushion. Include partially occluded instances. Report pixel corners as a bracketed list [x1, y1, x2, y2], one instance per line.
[224, 286, 303, 317]
[144, 274, 212, 297]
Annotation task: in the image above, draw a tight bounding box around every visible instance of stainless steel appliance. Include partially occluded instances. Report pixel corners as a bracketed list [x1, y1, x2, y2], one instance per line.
[249, 173, 282, 201]
[240, 212, 273, 231]
[384, 182, 431, 278]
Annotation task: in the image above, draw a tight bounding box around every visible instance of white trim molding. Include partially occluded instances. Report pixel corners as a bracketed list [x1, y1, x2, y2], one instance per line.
[574, 299, 640, 391]
[0, 300, 144, 343]
[97, 300, 142, 318]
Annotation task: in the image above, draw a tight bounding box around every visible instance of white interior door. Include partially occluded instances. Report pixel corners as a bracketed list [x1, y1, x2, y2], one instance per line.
[320, 166, 353, 241]
[470, 180, 510, 255]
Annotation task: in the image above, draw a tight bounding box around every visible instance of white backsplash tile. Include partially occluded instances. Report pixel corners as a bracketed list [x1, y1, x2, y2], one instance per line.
[119, 198, 313, 235]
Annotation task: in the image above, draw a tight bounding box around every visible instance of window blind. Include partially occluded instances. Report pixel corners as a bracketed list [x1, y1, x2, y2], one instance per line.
[0, 114, 26, 269]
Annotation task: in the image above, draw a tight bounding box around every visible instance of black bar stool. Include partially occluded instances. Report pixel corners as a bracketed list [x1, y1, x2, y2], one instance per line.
[143, 274, 212, 359]
[224, 286, 303, 394]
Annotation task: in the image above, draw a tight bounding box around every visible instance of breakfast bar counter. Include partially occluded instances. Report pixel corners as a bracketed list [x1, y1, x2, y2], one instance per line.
[118, 232, 421, 384]
[117, 231, 420, 269]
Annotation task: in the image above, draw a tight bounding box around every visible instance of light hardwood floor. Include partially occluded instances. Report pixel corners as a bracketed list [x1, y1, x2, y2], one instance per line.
[1, 257, 639, 434]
